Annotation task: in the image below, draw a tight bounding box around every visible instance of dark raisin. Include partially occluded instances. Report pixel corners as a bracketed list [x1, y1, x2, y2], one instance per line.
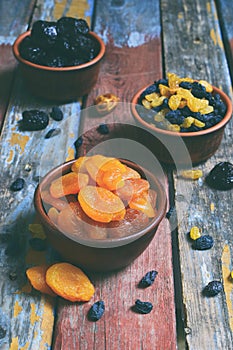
[31, 20, 58, 47]
[139, 270, 158, 288]
[133, 299, 153, 314]
[9, 271, 17, 281]
[45, 128, 61, 139]
[29, 238, 47, 251]
[192, 235, 214, 250]
[19, 110, 49, 131]
[50, 106, 64, 121]
[88, 300, 105, 321]
[165, 110, 185, 125]
[0, 326, 7, 339]
[205, 162, 233, 190]
[203, 280, 223, 297]
[74, 137, 83, 152]
[166, 206, 176, 219]
[10, 178, 25, 191]
[179, 81, 193, 90]
[97, 123, 109, 134]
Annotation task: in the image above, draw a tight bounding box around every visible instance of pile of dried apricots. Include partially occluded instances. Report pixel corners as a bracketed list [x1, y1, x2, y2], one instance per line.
[42, 155, 158, 239]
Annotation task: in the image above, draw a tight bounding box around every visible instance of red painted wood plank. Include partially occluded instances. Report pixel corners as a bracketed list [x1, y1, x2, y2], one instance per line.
[52, 1, 177, 349]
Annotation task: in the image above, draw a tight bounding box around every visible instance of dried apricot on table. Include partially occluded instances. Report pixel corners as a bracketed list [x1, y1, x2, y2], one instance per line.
[78, 185, 126, 223]
[26, 265, 56, 297]
[45, 262, 95, 302]
[50, 172, 89, 198]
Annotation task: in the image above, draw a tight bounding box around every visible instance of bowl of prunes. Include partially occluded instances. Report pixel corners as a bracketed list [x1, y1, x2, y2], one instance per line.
[34, 155, 167, 272]
[13, 17, 105, 101]
[131, 73, 232, 165]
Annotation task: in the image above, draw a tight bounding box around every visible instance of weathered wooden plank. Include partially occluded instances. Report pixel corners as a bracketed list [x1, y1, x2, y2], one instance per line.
[0, 0, 36, 130]
[161, 0, 233, 349]
[0, 1, 95, 349]
[216, 0, 233, 81]
[52, 1, 178, 349]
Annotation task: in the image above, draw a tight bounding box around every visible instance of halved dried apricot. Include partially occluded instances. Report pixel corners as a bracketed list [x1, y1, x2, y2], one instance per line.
[26, 265, 56, 297]
[71, 156, 88, 173]
[57, 204, 83, 236]
[41, 190, 68, 211]
[45, 262, 95, 302]
[50, 172, 89, 198]
[115, 178, 150, 202]
[129, 191, 155, 218]
[78, 185, 126, 223]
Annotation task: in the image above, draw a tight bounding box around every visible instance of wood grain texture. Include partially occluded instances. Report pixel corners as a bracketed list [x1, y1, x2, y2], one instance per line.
[161, 0, 233, 349]
[0, 0, 95, 349]
[52, 1, 177, 349]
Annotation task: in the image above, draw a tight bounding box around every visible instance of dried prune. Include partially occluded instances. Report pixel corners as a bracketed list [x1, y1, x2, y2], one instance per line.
[50, 106, 63, 121]
[205, 162, 233, 190]
[88, 300, 105, 321]
[133, 299, 153, 314]
[10, 178, 25, 191]
[139, 270, 158, 288]
[192, 235, 214, 250]
[31, 20, 58, 47]
[203, 280, 223, 297]
[19, 110, 49, 131]
[45, 128, 61, 139]
[97, 123, 109, 134]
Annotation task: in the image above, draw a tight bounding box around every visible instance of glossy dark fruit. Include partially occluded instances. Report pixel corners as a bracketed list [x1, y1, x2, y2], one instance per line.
[0, 326, 7, 339]
[50, 107, 64, 121]
[88, 300, 105, 321]
[19, 110, 49, 131]
[134, 299, 153, 314]
[205, 162, 233, 190]
[97, 123, 109, 134]
[192, 235, 214, 250]
[203, 280, 223, 297]
[139, 270, 158, 288]
[10, 178, 25, 191]
[45, 128, 61, 139]
[19, 17, 99, 67]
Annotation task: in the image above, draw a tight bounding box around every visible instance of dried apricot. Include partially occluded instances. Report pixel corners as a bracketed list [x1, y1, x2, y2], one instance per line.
[57, 204, 83, 236]
[47, 207, 59, 225]
[50, 172, 89, 198]
[129, 191, 155, 218]
[45, 262, 95, 302]
[71, 156, 88, 173]
[41, 190, 68, 210]
[26, 265, 56, 297]
[121, 166, 141, 180]
[116, 178, 150, 203]
[78, 185, 126, 223]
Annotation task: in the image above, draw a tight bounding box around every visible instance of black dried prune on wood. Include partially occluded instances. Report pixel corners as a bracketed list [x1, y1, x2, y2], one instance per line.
[133, 299, 153, 314]
[206, 162, 233, 190]
[139, 270, 158, 288]
[203, 280, 223, 297]
[192, 235, 214, 250]
[10, 178, 25, 191]
[50, 106, 64, 121]
[88, 300, 105, 321]
[19, 110, 49, 131]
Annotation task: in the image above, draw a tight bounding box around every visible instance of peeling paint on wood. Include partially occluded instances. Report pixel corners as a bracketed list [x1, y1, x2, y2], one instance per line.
[222, 244, 233, 332]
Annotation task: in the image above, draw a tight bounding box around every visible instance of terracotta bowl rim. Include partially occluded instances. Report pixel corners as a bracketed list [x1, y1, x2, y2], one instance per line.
[12, 30, 105, 72]
[131, 83, 232, 137]
[34, 158, 167, 248]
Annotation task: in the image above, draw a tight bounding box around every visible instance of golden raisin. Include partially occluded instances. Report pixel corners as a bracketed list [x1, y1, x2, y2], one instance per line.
[94, 93, 119, 114]
[181, 169, 203, 180]
[45, 263, 95, 302]
[190, 226, 201, 240]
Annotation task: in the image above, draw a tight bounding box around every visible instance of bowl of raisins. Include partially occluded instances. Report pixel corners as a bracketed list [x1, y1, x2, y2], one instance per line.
[131, 73, 232, 164]
[34, 155, 167, 272]
[12, 17, 105, 102]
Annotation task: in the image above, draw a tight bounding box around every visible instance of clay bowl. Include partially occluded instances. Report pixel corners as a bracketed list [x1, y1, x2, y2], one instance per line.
[34, 158, 167, 272]
[12, 30, 105, 102]
[131, 84, 232, 165]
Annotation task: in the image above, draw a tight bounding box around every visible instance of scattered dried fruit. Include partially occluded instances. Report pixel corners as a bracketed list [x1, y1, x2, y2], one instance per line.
[10, 178, 25, 191]
[192, 235, 214, 250]
[181, 169, 203, 180]
[203, 280, 223, 297]
[45, 128, 61, 139]
[133, 299, 153, 314]
[94, 93, 119, 115]
[88, 300, 105, 321]
[19, 110, 49, 131]
[45, 262, 95, 302]
[26, 265, 56, 296]
[97, 123, 109, 134]
[189, 226, 201, 240]
[205, 162, 233, 190]
[50, 106, 63, 121]
[139, 270, 158, 287]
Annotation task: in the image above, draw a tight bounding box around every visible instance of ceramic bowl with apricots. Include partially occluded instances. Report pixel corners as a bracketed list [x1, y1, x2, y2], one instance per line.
[34, 155, 167, 272]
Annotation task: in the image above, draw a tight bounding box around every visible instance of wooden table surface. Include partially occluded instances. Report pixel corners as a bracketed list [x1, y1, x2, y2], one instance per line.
[0, 0, 232, 349]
